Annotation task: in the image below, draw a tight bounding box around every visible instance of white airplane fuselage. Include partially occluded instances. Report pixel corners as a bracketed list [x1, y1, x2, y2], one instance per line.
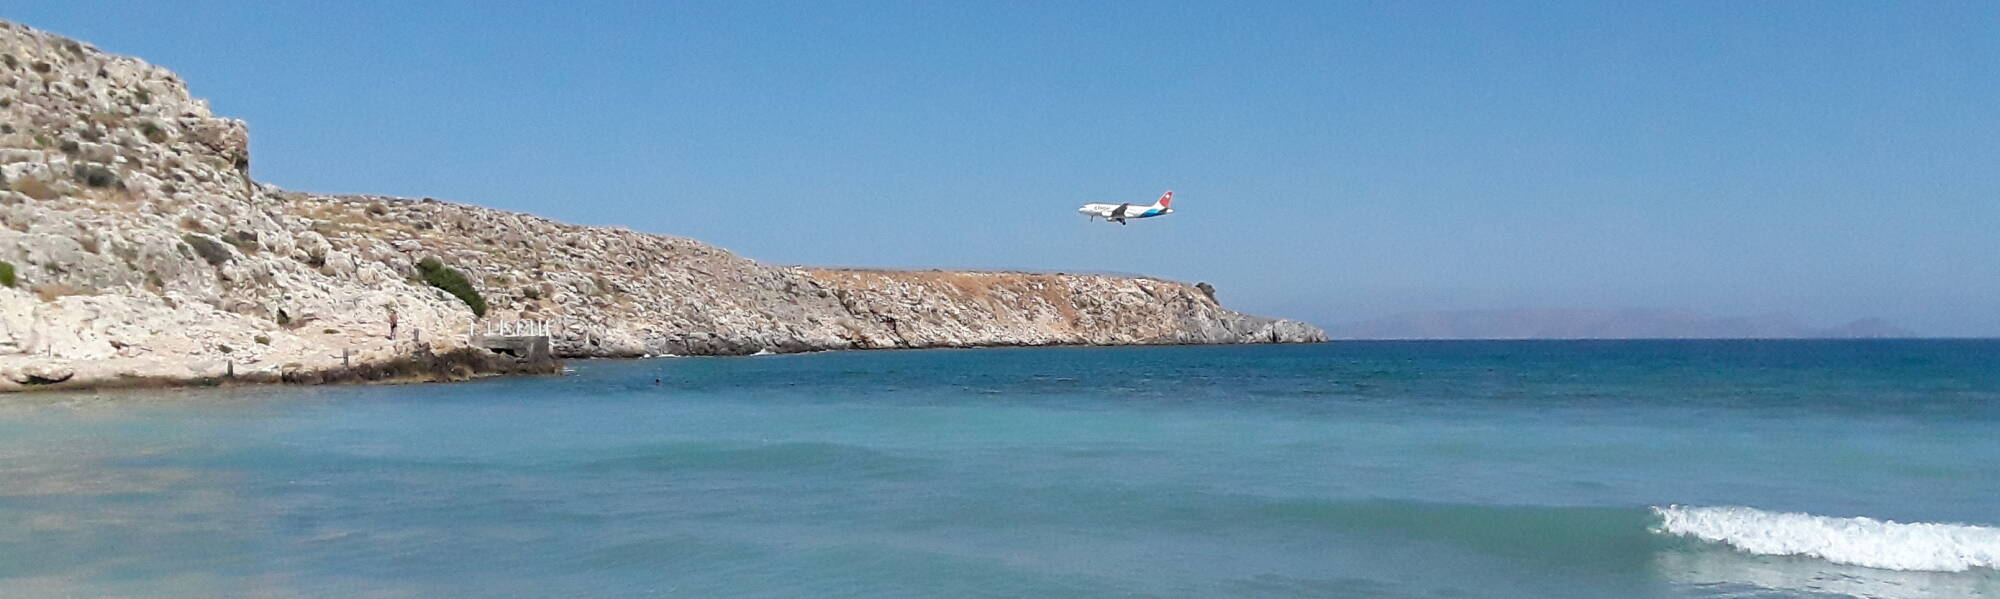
[1079, 191, 1175, 225]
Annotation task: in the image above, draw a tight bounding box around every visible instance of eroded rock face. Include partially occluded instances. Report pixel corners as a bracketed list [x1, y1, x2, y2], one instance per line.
[271, 193, 1326, 359]
[0, 22, 476, 390]
[0, 21, 1322, 390]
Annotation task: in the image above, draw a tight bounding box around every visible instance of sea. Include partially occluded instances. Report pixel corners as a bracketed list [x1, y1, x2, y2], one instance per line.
[1, 340, 1996, 598]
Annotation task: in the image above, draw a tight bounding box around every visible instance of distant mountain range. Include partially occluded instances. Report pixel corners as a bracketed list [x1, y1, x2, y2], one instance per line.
[1327, 309, 1914, 340]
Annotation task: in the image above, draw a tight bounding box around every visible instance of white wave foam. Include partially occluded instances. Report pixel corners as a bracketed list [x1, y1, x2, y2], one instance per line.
[1653, 505, 2000, 573]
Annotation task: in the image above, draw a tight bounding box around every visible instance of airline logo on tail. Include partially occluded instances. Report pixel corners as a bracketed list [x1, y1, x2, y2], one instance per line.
[1078, 191, 1176, 225]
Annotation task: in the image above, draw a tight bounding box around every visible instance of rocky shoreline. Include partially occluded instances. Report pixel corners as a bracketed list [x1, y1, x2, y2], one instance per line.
[0, 21, 1324, 392]
[10, 346, 559, 393]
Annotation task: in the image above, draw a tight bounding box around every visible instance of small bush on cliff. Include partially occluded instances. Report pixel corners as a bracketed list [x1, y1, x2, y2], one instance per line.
[181, 234, 233, 266]
[417, 257, 487, 317]
[0, 262, 15, 287]
[139, 121, 167, 143]
[227, 231, 259, 254]
[73, 164, 118, 188]
[1195, 282, 1217, 302]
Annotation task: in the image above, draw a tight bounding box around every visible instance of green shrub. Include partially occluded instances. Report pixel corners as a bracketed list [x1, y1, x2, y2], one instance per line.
[226, 230, 259, 253]
[73, 164, 119, 189]
[416, 257, 486, 317]
[0, 262, 14, 287]
[181, 234, 233, 266]
[139, 121, 166, 143]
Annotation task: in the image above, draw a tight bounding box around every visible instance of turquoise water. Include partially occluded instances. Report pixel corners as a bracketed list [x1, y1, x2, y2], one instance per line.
[2, 341, 1998, 598]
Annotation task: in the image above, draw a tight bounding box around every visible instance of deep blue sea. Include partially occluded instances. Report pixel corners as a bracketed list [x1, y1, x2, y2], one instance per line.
[2, 341, 1997, 598]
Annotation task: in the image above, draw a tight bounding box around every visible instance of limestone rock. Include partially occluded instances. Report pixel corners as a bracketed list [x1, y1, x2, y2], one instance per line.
[12, 363, 73, 385]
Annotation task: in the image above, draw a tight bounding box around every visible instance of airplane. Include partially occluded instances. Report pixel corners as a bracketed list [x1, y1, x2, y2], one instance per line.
[1078, 191, 1175, 225]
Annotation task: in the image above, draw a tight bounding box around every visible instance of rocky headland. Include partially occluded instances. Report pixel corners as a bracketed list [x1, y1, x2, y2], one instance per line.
[0, 22, 1324, 391]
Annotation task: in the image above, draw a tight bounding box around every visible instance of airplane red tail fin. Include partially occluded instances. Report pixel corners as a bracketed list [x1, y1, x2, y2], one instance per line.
[1156, 191, 1173, 208]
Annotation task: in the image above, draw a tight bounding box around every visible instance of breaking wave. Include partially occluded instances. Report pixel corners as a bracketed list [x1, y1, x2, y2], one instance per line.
[1653, 505, 2000, 573]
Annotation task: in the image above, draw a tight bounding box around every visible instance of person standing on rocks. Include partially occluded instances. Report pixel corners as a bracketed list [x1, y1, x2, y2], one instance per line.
[388, 307, 399, 341]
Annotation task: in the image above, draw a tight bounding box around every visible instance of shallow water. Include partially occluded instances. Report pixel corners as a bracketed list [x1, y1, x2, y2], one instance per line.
[2, 341, 1997, 597]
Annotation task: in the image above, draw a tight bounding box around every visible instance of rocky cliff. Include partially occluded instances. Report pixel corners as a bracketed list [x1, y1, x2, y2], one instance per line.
[0, 22, 1323, 391]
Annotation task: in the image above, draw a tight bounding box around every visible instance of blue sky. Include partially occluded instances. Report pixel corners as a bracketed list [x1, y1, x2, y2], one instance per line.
[11, 2, 1997, 334]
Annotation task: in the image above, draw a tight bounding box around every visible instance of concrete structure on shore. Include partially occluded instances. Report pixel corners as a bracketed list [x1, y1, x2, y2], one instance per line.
[473, 321, 554, 364]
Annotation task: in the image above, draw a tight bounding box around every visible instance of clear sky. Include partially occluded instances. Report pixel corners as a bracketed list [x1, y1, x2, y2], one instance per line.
[10, 2, 1997, 334]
